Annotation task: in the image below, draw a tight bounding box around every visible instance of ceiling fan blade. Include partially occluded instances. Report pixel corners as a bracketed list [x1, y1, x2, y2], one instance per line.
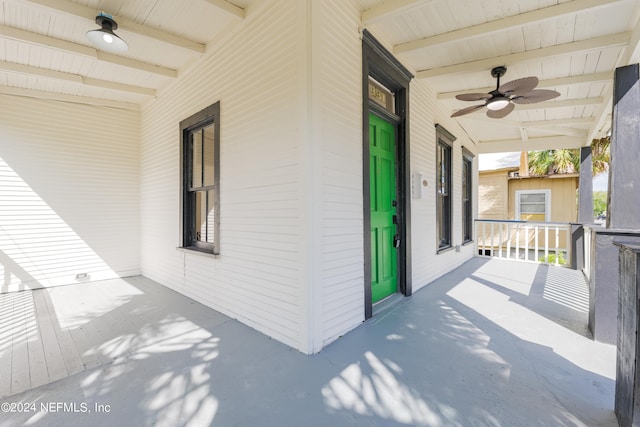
[451, 104, 485, 117]
[486, 102, 515, 119]
[455, 93, 491, 101]
[512, 89, 560, 104]
[499, 76, 538, 97]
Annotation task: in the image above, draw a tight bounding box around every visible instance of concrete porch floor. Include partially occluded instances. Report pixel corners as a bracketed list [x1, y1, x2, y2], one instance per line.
[0, 258, 616, 426]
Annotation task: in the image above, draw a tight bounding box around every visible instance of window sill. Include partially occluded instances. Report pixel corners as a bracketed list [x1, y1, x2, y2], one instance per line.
[462, 240, 474, 246]
[437, 245, 454, 255]
[176, 246, 218, 258]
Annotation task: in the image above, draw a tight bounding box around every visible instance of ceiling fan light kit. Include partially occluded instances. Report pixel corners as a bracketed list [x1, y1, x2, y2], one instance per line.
[486, 97, 510, 111]
[86, 13, 128, 54]
[451, 66, 560, 119]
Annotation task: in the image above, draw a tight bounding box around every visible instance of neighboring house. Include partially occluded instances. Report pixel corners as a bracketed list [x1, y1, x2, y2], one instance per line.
[478, 159, 578, 263]
[479, 166, 578, 223]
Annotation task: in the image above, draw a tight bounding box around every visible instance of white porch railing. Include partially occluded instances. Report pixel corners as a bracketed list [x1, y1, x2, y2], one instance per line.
[475, 219, 572, 267]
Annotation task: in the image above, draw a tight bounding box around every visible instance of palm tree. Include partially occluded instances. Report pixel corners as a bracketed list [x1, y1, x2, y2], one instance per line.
[527, 150, 555, 175]
[590, 136, 610, 176]
[527, 136, 610, 176]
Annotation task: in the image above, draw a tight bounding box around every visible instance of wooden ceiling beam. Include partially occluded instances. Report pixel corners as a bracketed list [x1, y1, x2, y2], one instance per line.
[18, 0, 206, 54]
[0, 60, 82, 83]
[201, 0, 245, 18]
[532, 126, 588, 138]
[0, 24, 177, 78]
[417, 32, 630, 78]
[0, 60, 157, 95]
[96, 52, 176, 78]
[522, 117, 594, 127]
[477, 136, 585, 154]
[450, 97, 603, 117]
[515, 97, 604, 110]
[395, 0, 623, 54]
[460, 115, 593, 129]
[362, 0, 430, 24]
[0, 85, 139, 110]
[437, 72, 612, 99]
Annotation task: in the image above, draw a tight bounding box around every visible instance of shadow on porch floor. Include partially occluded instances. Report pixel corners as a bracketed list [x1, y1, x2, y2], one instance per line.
[0, 257, 616, 426]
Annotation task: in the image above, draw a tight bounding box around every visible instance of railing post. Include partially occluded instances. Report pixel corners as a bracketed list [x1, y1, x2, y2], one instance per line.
[481, 221, 486, 256]
[533, 224, 540, 261]
[524, 225, 530, 261]
[474, 220, 478, 256]
[490, 222, 495, 257]
[566, 224, 572, 268]
[507, 223, 512, 259]
[544, 226, 549, 263]
[554, 225, 560, 265]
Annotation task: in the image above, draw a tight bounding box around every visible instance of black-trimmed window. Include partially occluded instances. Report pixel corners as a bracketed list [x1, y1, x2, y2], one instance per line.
[181, 102, 220, 254]
[462, 149, 474, 243]
[436, 125, 455, 251]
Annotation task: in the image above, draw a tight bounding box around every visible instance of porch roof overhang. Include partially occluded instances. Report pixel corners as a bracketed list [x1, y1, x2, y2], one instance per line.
[0, 0, 638, 154]
[361, 0, 640, 153]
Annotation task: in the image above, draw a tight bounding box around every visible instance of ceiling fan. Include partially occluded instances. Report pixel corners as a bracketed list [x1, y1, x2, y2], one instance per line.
[451, 66, 560, 119]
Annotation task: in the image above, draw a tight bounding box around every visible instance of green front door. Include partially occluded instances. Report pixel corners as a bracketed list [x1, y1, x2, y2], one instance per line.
[369, 113, 397, 303]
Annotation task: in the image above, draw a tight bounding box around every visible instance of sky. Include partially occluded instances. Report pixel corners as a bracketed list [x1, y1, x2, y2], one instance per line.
[479, 152, 608, 191]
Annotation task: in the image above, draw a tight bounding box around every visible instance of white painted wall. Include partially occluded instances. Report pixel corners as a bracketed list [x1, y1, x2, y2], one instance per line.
[0, 95, 140, 293]
[138, 0, 479, 353]
[309, 1, 479, 349]
[140, 0, 309, 351]
[350, 20, 479, 294]
[310, 0, 365, 349]
[0, 1, 479, 353]
[409, 79, 478, 292]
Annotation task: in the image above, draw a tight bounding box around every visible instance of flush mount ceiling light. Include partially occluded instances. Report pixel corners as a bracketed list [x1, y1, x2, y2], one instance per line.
[86, 13, 128, 54]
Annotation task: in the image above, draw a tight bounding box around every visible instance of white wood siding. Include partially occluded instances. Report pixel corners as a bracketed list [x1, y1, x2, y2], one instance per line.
[408, 68, 478, 292]
[0, 95, 140, 293]
[309, 1, 481, 348]
[313, 0, 365, 348]
[139, 0, 481, 353]
[140, 0, 307, 351]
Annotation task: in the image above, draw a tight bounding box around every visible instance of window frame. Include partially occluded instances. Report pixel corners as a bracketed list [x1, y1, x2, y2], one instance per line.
[462, 148, 474, 244]
[436, 124, 455, 252]
[515, 189, 551, 222]
[180, 102, 221, 255]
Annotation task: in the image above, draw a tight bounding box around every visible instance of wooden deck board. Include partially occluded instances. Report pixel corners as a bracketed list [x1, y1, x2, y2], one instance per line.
[26, 291, 49, 389]
[33, 289, 71, 381]
[1, 276, 231, 399]
[57, 298, 102, 371]
[10, 292, 31, 395]
[0, 293, 14, 398]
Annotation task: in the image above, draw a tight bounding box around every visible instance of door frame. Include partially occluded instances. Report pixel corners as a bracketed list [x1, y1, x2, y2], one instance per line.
[362, 30, 413, 319]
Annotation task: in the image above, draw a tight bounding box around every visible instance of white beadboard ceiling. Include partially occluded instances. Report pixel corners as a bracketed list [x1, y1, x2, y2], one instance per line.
[1, 0, 639, 151]
[361, 0, 640, 152]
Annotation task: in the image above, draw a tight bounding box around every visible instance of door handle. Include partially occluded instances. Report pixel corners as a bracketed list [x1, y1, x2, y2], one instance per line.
[393, 234, 400, 248]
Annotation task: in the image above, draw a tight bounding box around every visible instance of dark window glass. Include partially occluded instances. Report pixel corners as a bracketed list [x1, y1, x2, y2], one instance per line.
[181, 102, 220, 254]
[437, 140, 451, 249]
[462, 155, 473, 243]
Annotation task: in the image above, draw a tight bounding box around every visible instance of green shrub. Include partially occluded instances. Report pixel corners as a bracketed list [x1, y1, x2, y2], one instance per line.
[539, 252, 567, 265]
